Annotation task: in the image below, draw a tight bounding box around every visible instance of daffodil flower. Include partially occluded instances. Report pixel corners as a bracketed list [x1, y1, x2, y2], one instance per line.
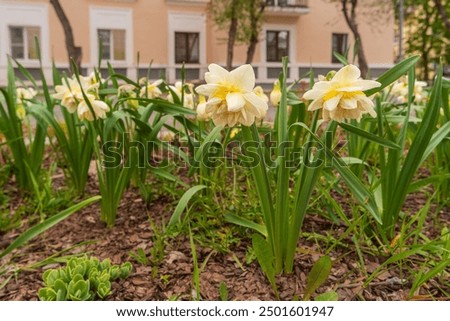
[77, 94, 110, 121]
[196, 64, 268, 127]
[118, 84, 139, 109]
[53, 74, 110, 122]
[168, 81, 195, 110]
[270, 80, 281, 106]
[53, 77, 84, 113]
[139, 79, 163, 99]
[196, 95, 212, 121]
[303, 64, 381, 122]
[390, 77, 427, 104]
[15, 87, 37, 120]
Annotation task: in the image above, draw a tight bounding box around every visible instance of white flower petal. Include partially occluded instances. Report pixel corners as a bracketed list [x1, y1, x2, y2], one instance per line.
[205, 64, 229, 84]
[332, 64, 361, 84]
[324, 93, 343, 111]
[353, 80, 381, 91]
[243, 92, 268, 118]
[340, 98, 357, 110]
[307, 98, 324, 111]
[196, 84, 219, 97]
[230, 64, 255, 92]
[226, 92, 246, 112]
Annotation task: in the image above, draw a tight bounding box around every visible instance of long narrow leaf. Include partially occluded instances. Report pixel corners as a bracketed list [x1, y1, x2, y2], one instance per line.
[0, 196, 101, 258]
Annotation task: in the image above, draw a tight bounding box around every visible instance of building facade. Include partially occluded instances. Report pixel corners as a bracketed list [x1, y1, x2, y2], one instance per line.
[0, 0, 395, 85]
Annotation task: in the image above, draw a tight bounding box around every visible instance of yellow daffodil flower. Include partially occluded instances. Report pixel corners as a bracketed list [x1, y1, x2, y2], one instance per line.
[77, 94, 110, 121]
[196, 95, 212, 121]
[303, 64, 381, 122]
[196, 64, 268, 127]
[168, 81, 195, 110]
[139, 79, 163, 99]
[270, 80, 281, 107]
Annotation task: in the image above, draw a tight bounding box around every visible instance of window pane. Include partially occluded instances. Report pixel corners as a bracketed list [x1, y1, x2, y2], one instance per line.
[113, 29, 126, 61]
[175, 32, 199, 63]
[98, 29, 111, 60]
[266, 30, 289, 62]
[27, 27, 40, 59]
[266, 31, 277, 62]
[187, 33, 199, 63]
[278, 31, 289, 58]
[10, 27, 24, 59]
[332, 33, 347, 63]
[175, 33, 186, 63]
[10, 27, 23, 44]
[11, 45, 24, 59]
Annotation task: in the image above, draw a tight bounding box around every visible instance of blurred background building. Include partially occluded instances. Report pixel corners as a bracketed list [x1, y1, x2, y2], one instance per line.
[0, 0, 396, 85]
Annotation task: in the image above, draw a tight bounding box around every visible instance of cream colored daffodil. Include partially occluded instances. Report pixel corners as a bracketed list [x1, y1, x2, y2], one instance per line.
[390, 77, 427, 104]
[53, 74, 110, 121]
[77, 94, 110, 121]
[16, 87, 37, 102]
[53, 77, 84, 113]
[270, 80, 281, 107]
[303, 64, 381, 122]
[15, 87, 37, 120]
[168, 81, 195, 110]
[118, 84, 139, 109]
[196, 95, 212, 121]
[196, 64, 268, 127]
[140, 79, 163, 99]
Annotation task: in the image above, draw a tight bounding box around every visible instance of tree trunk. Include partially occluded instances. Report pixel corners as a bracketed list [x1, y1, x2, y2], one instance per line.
[341, 0, 369, 78]
[50, 0, 82, 72]
[433, 0, 450, 33]
[245, 0, 266, 64]
[226, 0, 239, 70]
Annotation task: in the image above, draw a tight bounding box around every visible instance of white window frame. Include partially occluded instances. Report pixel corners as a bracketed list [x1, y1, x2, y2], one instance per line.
[97, 28, 127, 62]
[89, 7, 133, 69]
[9, 26, 41, 62]
[168, 12, 206, 82]
[260, 24, 297, 81]
[0, 2, 49, 68]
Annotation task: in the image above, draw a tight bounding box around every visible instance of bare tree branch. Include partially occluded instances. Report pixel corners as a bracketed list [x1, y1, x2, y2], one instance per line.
[341, 0, 369, 77]
[49, 0, 82, 72]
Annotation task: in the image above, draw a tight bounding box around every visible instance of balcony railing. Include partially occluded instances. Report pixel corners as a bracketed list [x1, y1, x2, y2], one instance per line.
[266, 0, 308, 8]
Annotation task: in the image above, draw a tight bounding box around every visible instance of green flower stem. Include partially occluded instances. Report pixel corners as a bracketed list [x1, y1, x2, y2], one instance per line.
[241, 125, 277, 265]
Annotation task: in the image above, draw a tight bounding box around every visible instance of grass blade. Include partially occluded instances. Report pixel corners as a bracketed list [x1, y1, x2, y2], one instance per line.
[168, 185, 207, 227]
[0, 196, 101, 258]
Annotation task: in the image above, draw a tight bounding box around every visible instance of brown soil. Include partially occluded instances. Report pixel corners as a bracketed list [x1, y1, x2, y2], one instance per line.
[0, 171, 449, 301]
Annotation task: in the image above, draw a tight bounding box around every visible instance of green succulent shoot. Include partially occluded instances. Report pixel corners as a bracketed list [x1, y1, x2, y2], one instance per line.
[38, 255, 132, 301]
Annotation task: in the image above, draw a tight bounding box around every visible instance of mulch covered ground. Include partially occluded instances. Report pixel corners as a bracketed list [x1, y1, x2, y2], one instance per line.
[0, 169, 449, 301]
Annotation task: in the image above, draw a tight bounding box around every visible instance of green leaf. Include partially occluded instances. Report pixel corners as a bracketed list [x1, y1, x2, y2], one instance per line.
[332, 52, 349, 65]
[364, 56, 420, 96]
[53, 279, 68, 301]
[120, 262, 133, 278]
[420, 121, 450, 165]
[38, 288, 57, 301]
[224, 213, 267, 237]
[219, 282, 228, 301]
[314, 291, 339, 301]
[168, 185, 207, 227]
[0, 196, 101, 258]
[303, 256, 332, 301]
[97, 281, 112, 299]
[338, 122, 400, 150]
[68, 279, 91, 301]
[252, 234, 278, 298]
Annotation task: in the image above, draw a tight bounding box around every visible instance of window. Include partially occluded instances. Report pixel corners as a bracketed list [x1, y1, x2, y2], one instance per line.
[266, 30, 289, 62]
[9, 26, 41, 60]
[175, 32, 199, 64]
[332, 33, 348, 63]
[97, 29, 126, 61]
